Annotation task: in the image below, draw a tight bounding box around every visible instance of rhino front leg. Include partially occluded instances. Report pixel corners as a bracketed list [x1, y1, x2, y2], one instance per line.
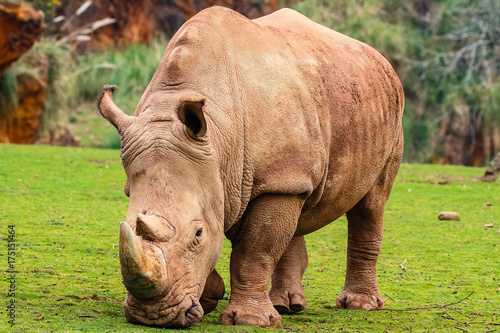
[270, 236, 308, 314]
[220, 194, 303, 328]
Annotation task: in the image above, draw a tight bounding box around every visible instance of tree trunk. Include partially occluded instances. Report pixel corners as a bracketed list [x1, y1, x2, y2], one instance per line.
[443, 109, 485, 166]
[482, 151, 500, 182]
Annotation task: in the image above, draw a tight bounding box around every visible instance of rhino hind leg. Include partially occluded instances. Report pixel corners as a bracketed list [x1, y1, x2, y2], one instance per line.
[220, 194, 304, 328]
[199, 269, 225, 314]
[337, 189, 386, 310]
[337, 146, 402, 311]
[270, 236, 308, 314]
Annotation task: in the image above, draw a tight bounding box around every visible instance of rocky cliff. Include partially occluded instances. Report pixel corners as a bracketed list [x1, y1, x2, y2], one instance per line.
[53, 0, 278, 52]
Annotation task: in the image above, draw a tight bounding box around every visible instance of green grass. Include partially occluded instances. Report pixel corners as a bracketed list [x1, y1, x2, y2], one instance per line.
[0, 144, 499, 332]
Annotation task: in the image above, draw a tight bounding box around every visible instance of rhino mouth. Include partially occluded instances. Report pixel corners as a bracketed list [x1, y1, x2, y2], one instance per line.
[119, 220, 205, 327]
[124, 292, 204, 327]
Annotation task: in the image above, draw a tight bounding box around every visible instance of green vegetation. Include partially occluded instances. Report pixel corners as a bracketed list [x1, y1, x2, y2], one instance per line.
[68, 37, 167, 149]
[7, 1, 499, 164]
[13, 36, 76, 129]
[1, 144, 498, 332]
[73, 38, 167, 113]
[24, 0, 61, 21]
[0, 69, 18, 119]
[294, 0, 500, 164]
[9, 36, 167, 148]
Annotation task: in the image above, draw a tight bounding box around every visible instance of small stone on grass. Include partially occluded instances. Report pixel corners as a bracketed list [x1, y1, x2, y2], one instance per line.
[438, 211, 460, 221]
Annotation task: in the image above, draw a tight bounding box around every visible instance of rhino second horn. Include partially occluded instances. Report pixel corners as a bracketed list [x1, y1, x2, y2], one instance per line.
[136, 213, 175, 242]
[98, 85, 135, 135]
[119, 222, 167, 299]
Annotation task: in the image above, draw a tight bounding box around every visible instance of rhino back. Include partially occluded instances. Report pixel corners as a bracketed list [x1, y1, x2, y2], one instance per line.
[253, 9, 405, 233]
[251, 9, 404, 223]
[142, 7, 404, 232]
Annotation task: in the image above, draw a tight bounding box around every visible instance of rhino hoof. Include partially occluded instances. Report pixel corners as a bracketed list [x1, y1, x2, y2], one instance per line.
[336, 290, 384, 310]
[270, 290, 307, 314]
[220, 298, 282, 328]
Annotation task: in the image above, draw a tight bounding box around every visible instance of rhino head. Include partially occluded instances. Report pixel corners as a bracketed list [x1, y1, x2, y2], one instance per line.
[98, 86, 225, 327]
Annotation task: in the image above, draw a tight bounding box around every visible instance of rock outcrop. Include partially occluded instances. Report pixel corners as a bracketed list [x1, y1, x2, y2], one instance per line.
[0, 53, 48, 144]
[0, 2, 46, 144]
[6, 71, 47, 144]
[0, 2, 44, 76]
[52, 0, 278, 52]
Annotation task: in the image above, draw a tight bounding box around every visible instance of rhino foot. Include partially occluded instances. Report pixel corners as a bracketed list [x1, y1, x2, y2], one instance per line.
[270, 287, 307, 314]
[220, 295, 281, 328]
[336, 290, 384, 310]
[270, 236, 308, 314]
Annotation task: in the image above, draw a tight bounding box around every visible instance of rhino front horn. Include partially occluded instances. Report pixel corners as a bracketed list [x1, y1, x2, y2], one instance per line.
[98, 85, 135, 134]
[119, 222, 168, 299]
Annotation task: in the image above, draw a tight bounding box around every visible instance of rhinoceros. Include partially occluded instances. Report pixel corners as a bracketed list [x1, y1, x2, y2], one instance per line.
[98, 6, 404, 329]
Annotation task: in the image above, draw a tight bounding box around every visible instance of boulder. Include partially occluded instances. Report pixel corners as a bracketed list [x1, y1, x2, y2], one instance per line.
[0, 2, 44, 76]
[35, 122, 81, 147]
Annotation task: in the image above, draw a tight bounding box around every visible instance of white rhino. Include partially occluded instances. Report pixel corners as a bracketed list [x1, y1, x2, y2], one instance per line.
[98, 6, 404, 328]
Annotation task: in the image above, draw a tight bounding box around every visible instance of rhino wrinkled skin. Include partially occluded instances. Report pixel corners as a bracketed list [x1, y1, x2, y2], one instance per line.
[98, 6, 404, 328]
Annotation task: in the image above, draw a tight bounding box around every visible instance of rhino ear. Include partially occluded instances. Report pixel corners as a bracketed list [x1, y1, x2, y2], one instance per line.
[178, 100, 207, 137]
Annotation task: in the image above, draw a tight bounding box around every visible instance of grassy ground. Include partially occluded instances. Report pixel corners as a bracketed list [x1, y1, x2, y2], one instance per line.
[0, 144, 498, 332]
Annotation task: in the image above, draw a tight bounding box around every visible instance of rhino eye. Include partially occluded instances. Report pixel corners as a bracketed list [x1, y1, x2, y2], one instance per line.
[195, 228, 203, 237]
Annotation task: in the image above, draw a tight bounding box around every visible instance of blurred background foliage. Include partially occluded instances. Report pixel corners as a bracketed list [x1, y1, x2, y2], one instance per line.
[3, 0, 500, 163]
[15, 35, 166, 148]
[23, 0, 60, 20]
[296, 0, 500, 165]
